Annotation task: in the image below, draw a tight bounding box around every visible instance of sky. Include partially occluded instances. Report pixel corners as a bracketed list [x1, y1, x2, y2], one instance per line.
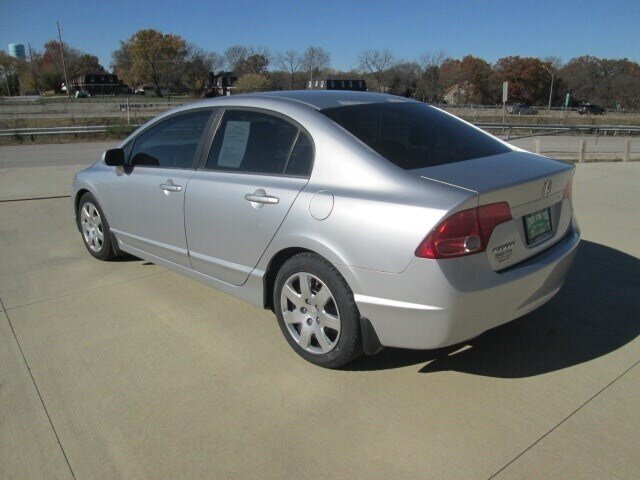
[1, 0, 639, 71]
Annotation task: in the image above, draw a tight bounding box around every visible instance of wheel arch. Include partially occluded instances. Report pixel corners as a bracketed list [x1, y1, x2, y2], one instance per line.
[74, 188, 91, 230]
[74, 187, 122, 256]
[260, 234, 361, 311]
[263, 247, 313, 311]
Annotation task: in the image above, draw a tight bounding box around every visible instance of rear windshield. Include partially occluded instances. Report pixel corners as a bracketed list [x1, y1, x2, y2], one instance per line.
[321, 102, 510, 170]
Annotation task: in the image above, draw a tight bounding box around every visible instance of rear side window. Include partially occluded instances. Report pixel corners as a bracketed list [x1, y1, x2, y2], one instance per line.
[206, 110, 313, 176]
[130, 110, 211, 168]
[321, 102, 509, 170]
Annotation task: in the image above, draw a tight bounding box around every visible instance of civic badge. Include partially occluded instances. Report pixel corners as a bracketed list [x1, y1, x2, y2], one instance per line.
[542, 179, 552, 196]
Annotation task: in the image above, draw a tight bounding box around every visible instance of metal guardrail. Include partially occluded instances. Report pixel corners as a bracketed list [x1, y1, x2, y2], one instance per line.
[0, 126, 108, 137]
[476, 123, 640, 131]
[435, 103, 640, 114]
[475, 123, 640, 140]
[0, 125, 139, 137]
[1, 123, 639, 138]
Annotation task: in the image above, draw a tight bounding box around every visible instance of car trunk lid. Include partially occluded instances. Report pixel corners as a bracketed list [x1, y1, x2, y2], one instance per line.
[415, 150, 575, 270]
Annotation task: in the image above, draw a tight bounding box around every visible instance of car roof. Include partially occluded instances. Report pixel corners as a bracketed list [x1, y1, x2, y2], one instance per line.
[198, 90, 418, 111]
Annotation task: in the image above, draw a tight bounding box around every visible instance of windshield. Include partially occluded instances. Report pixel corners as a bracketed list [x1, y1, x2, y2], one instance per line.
[321, 102, 510, 170]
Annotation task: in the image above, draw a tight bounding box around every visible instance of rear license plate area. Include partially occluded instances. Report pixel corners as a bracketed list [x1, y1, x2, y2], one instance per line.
[524, 207, 552, 245]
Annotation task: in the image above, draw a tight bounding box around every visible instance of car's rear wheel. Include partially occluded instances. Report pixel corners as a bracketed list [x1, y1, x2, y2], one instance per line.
[274, 253, 362, 368]
[78, 192, 117, 261]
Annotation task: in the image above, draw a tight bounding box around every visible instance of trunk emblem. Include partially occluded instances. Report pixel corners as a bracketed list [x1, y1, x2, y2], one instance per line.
[542, 180, 552, 196]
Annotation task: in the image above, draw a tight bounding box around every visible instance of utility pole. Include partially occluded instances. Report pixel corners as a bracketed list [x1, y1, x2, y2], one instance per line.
[56, 21, 71, 97]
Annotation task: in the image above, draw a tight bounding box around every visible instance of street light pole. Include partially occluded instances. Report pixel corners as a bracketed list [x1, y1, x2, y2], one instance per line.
[542, 64, 556, 111]
[548, 69, 555, 111]
[56, 21, 71, 98]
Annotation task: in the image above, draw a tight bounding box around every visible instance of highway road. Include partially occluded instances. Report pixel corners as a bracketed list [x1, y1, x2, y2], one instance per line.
[1, 141, 639, 479]
[0, 142, 116, 168]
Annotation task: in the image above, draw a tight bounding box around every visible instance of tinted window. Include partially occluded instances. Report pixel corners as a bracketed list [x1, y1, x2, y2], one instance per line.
[285, 132, 314, 176]
[322, 102, 510, 170]
[206, 110, 312, 176]
[130, 111, 211, 168]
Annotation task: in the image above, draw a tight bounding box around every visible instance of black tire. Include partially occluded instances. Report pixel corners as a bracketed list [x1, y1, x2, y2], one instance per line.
[274, 253, 363, 368]
[77, 192, 117, 261]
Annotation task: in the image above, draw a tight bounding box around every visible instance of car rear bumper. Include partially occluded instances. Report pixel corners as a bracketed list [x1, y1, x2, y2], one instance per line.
[341, 227, 580, 350]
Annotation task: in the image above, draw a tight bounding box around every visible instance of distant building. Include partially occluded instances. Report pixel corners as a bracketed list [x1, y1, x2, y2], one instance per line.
[8, 43, 26, 61]
[307, 77, 367, 91]
[443, 82, 483, 105]
[207, 71, 238, 96]
[443, 83, 470, 105]
[70, 72, 122, 95]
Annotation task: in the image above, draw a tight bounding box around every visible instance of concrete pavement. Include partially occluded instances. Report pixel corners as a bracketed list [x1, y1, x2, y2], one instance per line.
[1, 147, 639, 479]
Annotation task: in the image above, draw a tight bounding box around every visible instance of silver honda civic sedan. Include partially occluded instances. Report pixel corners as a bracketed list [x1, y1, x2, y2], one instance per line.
[72, 91, 580, 368]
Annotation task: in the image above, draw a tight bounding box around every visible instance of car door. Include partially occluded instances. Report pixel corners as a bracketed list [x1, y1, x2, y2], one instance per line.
[184, 108, 314, 285]
[108, 109, 214, 267]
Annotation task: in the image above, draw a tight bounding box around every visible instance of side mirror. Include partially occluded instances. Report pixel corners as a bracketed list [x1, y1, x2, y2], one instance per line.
[104, 148, 126, 166]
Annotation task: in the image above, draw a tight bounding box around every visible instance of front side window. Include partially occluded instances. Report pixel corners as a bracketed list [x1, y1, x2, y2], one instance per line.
[205, 110, 313, 177]
[322, 102, 510, 170]
[130, 110, 212, 168]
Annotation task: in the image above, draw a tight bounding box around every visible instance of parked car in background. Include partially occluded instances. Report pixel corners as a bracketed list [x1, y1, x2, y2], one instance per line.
[578, 104, 606, 115]
[508, 103, 537, 115]
[72, 91, 579, 368]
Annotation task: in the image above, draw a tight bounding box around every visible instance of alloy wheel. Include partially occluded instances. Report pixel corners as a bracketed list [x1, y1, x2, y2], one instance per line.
[80, 202, 104, 253]
[280, 272, 341, 354]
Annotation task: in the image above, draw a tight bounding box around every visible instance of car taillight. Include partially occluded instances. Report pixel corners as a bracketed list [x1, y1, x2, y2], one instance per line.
[415, 202, 512, 259]
[563, 178, 573, 199]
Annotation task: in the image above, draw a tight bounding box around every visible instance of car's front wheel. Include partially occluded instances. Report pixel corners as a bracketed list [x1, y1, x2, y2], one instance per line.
[77, 192, 117, 261]
[274, 253, 363, 368]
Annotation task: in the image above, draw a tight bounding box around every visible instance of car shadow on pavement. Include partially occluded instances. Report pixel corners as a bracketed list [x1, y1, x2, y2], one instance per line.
[349, 240, 640, 377]
[110, 253, 143, 262]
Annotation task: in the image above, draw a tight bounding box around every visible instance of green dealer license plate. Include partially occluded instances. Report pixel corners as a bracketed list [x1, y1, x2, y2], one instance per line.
[524, 208, 552, 245]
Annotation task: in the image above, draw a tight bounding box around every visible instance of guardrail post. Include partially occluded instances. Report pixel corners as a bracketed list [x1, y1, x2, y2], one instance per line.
[534, 139, 541, 154]
[579, 139, 587, 163]
[623, 139, 631, 162]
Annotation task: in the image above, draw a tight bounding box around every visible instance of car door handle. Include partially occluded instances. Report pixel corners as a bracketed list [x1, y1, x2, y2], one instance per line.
[160, 183, 182, 192]
[244, 193, 279, 205]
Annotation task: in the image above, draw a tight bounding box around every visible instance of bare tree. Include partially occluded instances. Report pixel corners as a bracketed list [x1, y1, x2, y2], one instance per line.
[224, 45, 248, 71]
[358, 49, 395, 92]
[183, 45, 223, 97]
[224, 45, 270, 73]
[275, 50, 303, 89]
[387, 61, 421, 97]
[235, 53, 270, 76]
[301, 46, 330, 84]
[420, 50, 446, 69]
[249, 46, 271, 62]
